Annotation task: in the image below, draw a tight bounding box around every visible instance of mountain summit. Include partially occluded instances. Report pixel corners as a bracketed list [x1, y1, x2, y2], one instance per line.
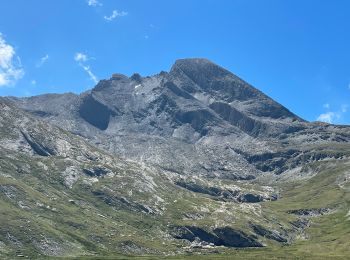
[8, 58, 348, 178]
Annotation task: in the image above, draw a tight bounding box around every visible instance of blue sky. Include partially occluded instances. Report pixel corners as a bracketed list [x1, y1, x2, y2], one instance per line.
[0, 0, 350, 124]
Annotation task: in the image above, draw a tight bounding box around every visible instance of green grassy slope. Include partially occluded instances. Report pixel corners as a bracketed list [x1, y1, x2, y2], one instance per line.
[0, 99, 349, 259]
[1, 151, 349, 259]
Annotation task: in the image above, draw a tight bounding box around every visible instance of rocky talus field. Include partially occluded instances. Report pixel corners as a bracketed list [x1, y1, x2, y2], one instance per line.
[0, 58, 349, 259]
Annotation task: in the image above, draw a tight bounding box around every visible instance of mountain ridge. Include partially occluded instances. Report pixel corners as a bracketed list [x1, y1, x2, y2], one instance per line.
[6, 58, 350, 181]
[1, 58, 350, 258]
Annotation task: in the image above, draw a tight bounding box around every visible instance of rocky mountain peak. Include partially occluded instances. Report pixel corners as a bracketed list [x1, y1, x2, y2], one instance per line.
[111, 73, 129, 80]
[170, 58, 232, 83]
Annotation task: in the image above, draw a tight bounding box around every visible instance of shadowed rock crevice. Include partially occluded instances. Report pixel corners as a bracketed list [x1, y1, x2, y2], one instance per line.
[83, 167, 110, 177]
[287, 208, 332, 217]
[21, 131, 56, 156]
[175, 181, 276, 203]
[233, 147, 348, 175]
[175, 109, 216, 134]
[209, 101, 263, 136]
[163, 81, 194, 100]
[237, 193, 264, 203]
[79, 95, 115, 130]
[28, 110, 55, 117]
[171, 226, 263, 247]
[91, 189, 155, 214]
[251, 224, 287, 243]
[149, 93, 178, 115]
[175, 180, 229, 197]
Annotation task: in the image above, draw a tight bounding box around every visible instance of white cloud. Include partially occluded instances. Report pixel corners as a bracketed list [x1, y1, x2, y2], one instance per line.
[317, 112, 338, 123]
[36, 54, 49, 68]
[74, 52, 97, 84]
[317, 103, 349, 124]
[31, 80, 36, 85]
[74, 52, 88, 62]
[0, 33, 24, 87]
[104, 10, 128, 21]
[87, 0, 102, 6]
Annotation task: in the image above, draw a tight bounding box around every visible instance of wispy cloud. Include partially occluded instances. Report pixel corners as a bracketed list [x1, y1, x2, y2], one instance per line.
[31, 80, 36, 85]
[74, 52, 88, 62]
[36, 54, 49, 68]
[0, 33, 24, 87]
[81, 65, 97, 84]
[87, 0, 102, 7]
[104, 10, 128, 21]
[317, 112, 339, 124]
[74, 52, 97, 84]
[317, 103, 348, 124]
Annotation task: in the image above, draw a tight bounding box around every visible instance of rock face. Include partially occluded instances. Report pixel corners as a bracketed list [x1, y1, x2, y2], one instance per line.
[1, 58, 350, 258]
[172, 226, 263, 247]
[251, 224, 287, 243]
[8, 58, 350, 180]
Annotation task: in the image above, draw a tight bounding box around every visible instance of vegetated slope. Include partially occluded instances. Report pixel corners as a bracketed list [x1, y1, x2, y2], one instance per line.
[1, 59, 350, 259]
[0, 98, 284, 258]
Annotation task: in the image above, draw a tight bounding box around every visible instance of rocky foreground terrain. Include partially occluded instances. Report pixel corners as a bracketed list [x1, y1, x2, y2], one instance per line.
[0, 58, 349, 259]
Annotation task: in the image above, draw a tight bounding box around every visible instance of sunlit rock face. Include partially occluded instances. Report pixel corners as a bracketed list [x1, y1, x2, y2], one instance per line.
[8, 58, 350, 181]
